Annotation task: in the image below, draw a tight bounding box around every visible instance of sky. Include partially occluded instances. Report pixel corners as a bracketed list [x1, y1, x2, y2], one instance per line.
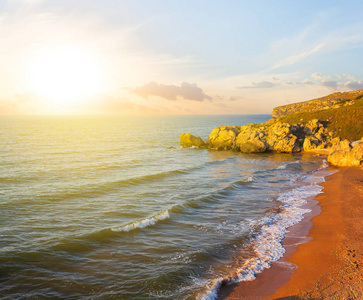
[0, 0, 363, 115]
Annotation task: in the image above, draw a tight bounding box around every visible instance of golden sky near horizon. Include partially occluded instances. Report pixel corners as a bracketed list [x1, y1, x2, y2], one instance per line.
[1, 0, 363, 115]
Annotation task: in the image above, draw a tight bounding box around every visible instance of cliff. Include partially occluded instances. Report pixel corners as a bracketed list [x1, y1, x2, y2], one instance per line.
[272, 89, 363, 119]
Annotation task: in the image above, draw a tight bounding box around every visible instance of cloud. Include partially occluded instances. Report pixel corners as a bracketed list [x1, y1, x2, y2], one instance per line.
[311, 72, 325, 80]
[343, 74, 356, 80]
[345, 80, 363, 90]
[214, 95, 242, 102]
[270, 43, 325, 70]
[320, 80, 338, 90]
[129, 82, 212, 101]
[236, 73, 363, 94]
[302, 79, 315, 85]
[237, 81, 277, 89]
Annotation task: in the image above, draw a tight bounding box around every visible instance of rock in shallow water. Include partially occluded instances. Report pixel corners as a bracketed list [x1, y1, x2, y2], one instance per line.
[180, 133, 206, 148]
[206, 126, 240, 150]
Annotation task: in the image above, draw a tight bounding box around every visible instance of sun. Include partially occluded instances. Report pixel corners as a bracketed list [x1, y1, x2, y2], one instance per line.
[25, 45, 106, 105]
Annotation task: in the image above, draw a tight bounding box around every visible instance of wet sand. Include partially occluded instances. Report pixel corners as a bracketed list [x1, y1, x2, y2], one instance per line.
[219, 167, 363, 299]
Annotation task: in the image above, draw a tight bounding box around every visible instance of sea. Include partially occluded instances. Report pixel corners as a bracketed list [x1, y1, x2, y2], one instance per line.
[0, 115, 331, 300]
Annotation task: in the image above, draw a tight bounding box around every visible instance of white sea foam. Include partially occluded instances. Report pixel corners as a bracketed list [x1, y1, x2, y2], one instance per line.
[245, 176, 253, 183]
[111, 210, 170, 232]
[197, 176, 326, 300]
[319, 159, 329, 170]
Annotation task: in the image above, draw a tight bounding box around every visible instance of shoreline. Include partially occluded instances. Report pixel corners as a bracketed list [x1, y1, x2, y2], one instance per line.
[218, 166, 363, 299]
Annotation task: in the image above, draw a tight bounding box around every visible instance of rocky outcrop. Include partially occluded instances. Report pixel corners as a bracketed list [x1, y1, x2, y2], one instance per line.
[272, 89, 363, 118]
[206, 126, 240, 150]
[235, 122, 303, 153]
[180, 133, 206, 148]
[327, 138, 363, 167]
[180, 119, 334, 153]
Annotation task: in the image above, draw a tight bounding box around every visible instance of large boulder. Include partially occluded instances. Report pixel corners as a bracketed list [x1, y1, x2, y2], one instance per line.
[206, 126, 240, 150]
[328, 138, 363, 167]
[180, 133, 206, 148]
[235, 124, 267, 153]
[235, 122, 303, 153]
[265, 122, 302, 153]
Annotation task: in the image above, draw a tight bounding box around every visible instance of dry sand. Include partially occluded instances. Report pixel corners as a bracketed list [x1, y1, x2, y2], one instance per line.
[219, 167, 363, 300]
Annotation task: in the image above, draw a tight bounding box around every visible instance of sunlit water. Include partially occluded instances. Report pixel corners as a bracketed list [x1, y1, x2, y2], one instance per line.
[0, 115, 328, 299]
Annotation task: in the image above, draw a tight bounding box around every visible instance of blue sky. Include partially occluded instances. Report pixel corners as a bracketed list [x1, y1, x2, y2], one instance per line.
[0, 0, 363, 114]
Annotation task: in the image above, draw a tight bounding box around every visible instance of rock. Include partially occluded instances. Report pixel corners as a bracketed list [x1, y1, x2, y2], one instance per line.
[265, 122, 302, 152]
[327, 139, 363, 167]
[303, 136, 319, 150]
[306, 119, 321, 134]
[181, 118, 336, 155]
[206, 126, 240, 150]
[239, 139, 267, 153]
[235, 122, 303, 153]
[273, 134, 301, 153]
[180, 133, 206, 148]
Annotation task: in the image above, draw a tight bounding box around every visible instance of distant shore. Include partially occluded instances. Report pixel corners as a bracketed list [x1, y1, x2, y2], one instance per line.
[218, 166, 363, 299]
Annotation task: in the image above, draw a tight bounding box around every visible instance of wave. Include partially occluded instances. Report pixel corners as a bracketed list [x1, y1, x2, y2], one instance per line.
[318, 159, 329, 170]
[178, 175, 254, 211]
[276, 160, 301, 170]
[19, 161, 231, 203]
[111, 210, 170, 232]
[104, 159, 235, 187]
[196, 176, 326, 300]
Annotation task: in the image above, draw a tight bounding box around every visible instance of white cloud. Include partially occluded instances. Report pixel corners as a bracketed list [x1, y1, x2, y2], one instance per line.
[343, 74, 355, 80]
[270, 43, 325, 70]
[311, 72, 325, 80]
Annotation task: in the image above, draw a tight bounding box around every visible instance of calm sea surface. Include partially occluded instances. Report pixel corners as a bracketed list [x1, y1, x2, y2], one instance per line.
[0, 115, 329, 299]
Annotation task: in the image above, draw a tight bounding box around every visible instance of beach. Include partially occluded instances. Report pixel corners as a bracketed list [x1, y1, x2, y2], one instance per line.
[219, 166, 363, 299]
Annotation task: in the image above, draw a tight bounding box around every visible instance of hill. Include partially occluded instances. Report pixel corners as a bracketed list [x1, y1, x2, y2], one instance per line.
[272, 89, 363, 118]
[275, 90, 363, 141]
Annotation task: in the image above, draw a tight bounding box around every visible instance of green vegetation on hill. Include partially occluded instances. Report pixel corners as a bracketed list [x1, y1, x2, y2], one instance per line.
[278, 95, 363, 141]
[272, 89, 363, 118]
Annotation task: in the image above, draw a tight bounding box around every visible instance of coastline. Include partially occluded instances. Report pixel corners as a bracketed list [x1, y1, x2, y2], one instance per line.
[218, 166, 363, 299]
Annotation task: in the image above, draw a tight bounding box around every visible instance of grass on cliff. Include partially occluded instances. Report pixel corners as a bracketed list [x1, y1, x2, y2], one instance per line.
[278, 96, 363, 141]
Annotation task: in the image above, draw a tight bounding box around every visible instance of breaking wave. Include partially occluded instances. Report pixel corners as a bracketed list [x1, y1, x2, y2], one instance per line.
[196, 177, 325, 300]
[111, 210, 170, 232]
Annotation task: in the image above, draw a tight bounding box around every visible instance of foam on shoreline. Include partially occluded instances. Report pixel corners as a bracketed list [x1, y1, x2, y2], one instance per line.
[196, 172, 327, 300]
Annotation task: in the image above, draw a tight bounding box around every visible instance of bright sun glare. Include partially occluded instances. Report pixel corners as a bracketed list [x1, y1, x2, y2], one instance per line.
[26, 45, 105, 105]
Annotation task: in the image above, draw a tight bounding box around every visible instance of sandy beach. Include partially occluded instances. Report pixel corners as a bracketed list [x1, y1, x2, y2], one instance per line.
[219, 166, 363, 299]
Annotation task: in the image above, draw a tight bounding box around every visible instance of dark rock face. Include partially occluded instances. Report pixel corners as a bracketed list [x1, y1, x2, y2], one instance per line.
[272, 89, 363, 118]
[180, 119, 333, 153]
[328, 138, 363, 167]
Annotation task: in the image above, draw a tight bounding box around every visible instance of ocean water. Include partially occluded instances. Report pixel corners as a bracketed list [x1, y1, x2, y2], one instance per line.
[0, 115, 329, 299]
